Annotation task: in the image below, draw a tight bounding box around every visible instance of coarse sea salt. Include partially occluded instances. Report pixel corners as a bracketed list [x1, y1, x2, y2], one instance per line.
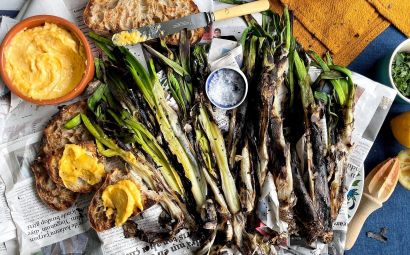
[207, 68, 245, 107]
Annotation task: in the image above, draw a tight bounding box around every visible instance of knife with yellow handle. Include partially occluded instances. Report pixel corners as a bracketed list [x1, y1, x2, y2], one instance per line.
[345, 158, 400, 250]
[112, 0, 270, 46]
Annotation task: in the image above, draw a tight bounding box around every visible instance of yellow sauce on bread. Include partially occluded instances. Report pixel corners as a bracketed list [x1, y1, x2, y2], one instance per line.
[102, 180, 143, 226]
[4, 23, 86, 100]
[59, 144, 105, 190]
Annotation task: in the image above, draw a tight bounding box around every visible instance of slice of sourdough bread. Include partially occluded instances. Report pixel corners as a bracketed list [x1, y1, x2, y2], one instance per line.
[83, 0, 205, 44]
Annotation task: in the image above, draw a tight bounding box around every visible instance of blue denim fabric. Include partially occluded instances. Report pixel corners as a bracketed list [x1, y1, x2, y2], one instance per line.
[346, 26, 410, 255]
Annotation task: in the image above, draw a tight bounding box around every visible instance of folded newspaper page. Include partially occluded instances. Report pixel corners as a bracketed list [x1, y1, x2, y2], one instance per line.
[0, 0, 396, 254]
[0, 179, 15, 243]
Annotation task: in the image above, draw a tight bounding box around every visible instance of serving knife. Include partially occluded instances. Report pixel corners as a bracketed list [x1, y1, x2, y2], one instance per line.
[345, 158, 400, 250]
[112, 0, 270, 46]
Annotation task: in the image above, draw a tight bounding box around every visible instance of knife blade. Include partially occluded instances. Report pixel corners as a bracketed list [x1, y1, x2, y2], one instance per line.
[112, 0, 270, 46]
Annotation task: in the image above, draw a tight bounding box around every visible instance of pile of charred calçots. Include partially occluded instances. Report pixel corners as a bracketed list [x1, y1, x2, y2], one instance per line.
[58, 8, 356, 254]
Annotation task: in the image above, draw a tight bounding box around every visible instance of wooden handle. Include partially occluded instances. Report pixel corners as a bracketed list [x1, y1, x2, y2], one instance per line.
[214, 0, 270, 21]
[345, 193, 382, 250]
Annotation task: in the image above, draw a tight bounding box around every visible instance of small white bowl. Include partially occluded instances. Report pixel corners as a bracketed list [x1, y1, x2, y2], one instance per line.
[388, 38, 410, 104]
[205, 67, 248, 110]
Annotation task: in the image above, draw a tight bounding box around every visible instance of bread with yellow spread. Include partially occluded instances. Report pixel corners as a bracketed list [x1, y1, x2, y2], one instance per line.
[46, 141, 105, 193]
[41, 101, 108, 193]
[31, 101, 108, 210]
[83, 0, 205, 44]
[88, 169, 157, 232]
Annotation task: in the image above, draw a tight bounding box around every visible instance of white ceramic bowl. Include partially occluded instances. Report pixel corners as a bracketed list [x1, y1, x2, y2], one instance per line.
[388, 38, 410, 104]
[205, 66, 248, 110]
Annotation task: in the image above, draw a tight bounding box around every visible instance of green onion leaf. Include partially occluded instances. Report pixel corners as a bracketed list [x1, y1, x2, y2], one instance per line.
[64, 114, 82, 129]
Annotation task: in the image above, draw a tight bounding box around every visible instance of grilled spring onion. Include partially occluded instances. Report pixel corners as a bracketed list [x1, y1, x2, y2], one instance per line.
[194, 113, 231, 217]
[198, 104, 240, 215]
[239, 139, 255, 214]
[195, 125, 233, 252]
[157, 37, 188, 115]
[85, 62, 186, 199]
[253, 45, 276, 191]
[293, 51, 316, 200]
[195, 126, 215, 176]
[227, 103, 248, 170]
[195, 199, 218, 255]
[191, 44, 210, 89]
[242, 35, 258, 79]
[120, 47, 207, 210]
[309, 52, 356, 222]
[144, 36, 193, 116]
[178, 29, 193, 101]
[257, 7, 298, 233]
[294, 50, 334, 242]
[242, 8, 292, 190]
[309, 51, 353, 107]
[87, 35, 194, 220]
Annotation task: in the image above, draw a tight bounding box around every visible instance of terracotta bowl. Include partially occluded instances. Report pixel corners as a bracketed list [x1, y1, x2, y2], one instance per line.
[0, 15, 94, 105]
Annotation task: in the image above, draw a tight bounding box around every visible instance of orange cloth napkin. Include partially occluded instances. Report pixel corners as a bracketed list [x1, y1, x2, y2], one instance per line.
[367, 0, 410, 37]
[270, 0, 390, 65]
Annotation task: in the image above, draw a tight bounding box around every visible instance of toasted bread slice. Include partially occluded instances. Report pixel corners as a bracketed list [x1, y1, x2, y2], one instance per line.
[31, 159, 78, 211]
[46, 141, 104, 193]
[42, 101, 92, 156]
[88, 169, 157, 232]
[83, 0, 205, 44]
[41, 101, 105, 193]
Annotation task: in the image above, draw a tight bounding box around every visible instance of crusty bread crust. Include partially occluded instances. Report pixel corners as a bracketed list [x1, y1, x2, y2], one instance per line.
[83, 0, 204, 44]
[88, 168, 154, 232]
[45, 152, 64, 187]
[31, 159, 78, 211]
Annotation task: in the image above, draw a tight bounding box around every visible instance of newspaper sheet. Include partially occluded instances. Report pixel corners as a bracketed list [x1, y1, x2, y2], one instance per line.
[0, 178, 15, 243]
[0, 244, 6, 255]
[0, 0, 397, 255]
